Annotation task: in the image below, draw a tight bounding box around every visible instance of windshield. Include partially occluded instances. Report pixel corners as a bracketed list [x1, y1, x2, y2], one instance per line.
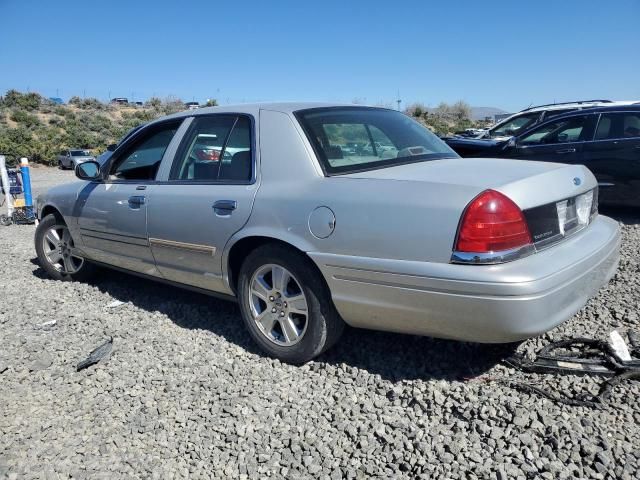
[71, 150, 90, 156]
[295, 107, 458, 175]
[489, 113, 541, 138]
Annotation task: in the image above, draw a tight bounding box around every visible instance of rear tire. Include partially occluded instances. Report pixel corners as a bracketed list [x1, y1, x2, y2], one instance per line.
[35, 214, 95, 281]
[237, 243, 344, 364]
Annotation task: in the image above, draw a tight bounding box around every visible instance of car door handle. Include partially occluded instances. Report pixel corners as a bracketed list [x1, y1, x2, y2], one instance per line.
[128, 195, 146, 208]
[555, 148, 576, 154]
[213, 200, 237, 215]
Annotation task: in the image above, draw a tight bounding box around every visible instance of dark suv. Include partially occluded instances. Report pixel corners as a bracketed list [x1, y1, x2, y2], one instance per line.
[453, 104, 640, 206]
[445, 100, 635, 156]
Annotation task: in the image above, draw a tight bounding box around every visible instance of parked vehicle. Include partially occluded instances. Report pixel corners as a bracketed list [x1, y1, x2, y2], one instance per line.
[35, 103, 620, 363]
[447, 104, 640, 207]
[445, 100, 637, 153]
[453, 128, 489, 138]
[57, 149, 95, 169]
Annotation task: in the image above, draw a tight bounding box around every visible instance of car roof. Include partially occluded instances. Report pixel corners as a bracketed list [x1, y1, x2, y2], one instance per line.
[519, 100, 637, 113]
[545, 104, 640, 118]
[155, 102, 373, 123]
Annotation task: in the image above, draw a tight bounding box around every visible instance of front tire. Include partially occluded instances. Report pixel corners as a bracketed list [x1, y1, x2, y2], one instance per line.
[237, 243, 344, 364]
[35, 214, 95, 281]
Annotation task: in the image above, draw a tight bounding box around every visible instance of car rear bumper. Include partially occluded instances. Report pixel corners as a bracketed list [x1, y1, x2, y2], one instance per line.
[309, 215, 620, 343]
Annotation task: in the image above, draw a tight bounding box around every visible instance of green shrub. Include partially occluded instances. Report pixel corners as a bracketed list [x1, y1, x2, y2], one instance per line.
[10, 109, 41, 128]
[0, 126, 34, 165]
[69, 96, 106, 110]
[1, 89, 42, 110]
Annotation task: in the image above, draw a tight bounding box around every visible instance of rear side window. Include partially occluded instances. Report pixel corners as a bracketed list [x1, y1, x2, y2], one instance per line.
[295, 107, 457, 175]
[110, 122, 180, 181]
[170, 115, 252, 182]
[595, 113, 640, 140]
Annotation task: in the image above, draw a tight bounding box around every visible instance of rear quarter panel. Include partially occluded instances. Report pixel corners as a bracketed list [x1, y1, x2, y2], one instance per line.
[228, 109, 480, 266]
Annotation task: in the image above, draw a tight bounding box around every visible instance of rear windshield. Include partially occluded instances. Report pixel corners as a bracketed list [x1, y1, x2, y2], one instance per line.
[295, 107, 458, 175]
[71, 150, 89, 156]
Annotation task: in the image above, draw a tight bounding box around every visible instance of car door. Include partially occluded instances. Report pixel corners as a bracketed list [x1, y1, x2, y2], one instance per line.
[147, 114, 258, 294]
[581, 111, 640, 206]
[76, 119, 185, 274]
[510, 114, 596, 164]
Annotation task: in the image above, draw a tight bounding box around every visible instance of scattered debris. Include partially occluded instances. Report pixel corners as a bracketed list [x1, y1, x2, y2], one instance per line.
[105, 300, 125, 310]
[35, 319, 57, 330]
[610, 330, 632, 361]
[29, 352, 53, 372]
[76, 337, 113, 372]
[0, 363, 7, 374]
[499, 331, 640, 407]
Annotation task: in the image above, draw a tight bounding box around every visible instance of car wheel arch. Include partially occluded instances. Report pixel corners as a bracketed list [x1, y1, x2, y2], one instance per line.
[40, 205, 64, 221]
[225, 235, 324, 295]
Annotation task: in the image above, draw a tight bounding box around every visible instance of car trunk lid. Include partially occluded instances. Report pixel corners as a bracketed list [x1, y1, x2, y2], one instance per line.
[342, 157, 599, 260]
[342, 157, 596, 207]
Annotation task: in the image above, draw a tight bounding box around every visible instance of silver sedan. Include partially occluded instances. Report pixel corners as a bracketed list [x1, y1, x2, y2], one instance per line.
[57, 149, 95, 169]
[35, 103, 620, 363]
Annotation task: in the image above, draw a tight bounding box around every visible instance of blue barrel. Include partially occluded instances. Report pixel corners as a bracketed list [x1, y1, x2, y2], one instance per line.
[20, 158, 34, 217]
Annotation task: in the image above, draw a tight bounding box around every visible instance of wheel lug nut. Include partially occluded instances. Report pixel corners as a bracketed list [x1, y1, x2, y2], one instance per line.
[284, 302, 288, 307]
[280, 311, 285, 317]
[271, 308, 276, 313]
[269, 296, 275, 301]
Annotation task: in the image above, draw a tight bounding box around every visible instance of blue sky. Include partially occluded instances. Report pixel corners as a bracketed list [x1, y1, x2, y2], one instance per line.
[1, 0, 638, 112]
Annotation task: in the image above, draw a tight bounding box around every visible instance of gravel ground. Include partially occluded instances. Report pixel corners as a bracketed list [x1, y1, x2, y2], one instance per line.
[1, 166, 639, 479]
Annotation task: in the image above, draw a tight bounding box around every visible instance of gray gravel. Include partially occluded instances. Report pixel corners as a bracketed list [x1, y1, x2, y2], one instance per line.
[1, 166, 639, 479]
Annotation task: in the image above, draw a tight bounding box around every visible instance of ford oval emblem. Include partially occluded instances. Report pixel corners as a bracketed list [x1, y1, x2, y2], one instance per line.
[573, 177, 581, 186]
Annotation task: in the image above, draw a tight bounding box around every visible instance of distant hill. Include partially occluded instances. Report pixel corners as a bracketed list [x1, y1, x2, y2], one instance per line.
[470, 106, 509, 121]
[0, 90, 190, 166]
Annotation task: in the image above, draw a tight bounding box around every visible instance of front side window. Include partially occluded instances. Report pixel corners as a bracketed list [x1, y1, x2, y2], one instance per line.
[490, 113, 541, 137]
[109, 122, 180, 181]
[519, 116, 588, 146]
[295, 107, 457, 175]
[595, 112, 640, 140]
[170, 115, 253, 182]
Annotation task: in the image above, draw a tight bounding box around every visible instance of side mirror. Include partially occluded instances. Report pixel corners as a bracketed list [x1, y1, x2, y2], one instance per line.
[107, 143, 117, 152]
[506, 137, 517, 149]
[75, 160, 101, 181]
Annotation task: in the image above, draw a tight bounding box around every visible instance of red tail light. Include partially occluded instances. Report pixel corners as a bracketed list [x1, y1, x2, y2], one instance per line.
[195, 148, 221, 161]
[455, 190, 532, 253]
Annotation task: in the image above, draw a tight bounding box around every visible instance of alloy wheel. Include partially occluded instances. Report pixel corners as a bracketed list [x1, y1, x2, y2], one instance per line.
[42, 224, 84, 274]
[248, 263, 309, 346]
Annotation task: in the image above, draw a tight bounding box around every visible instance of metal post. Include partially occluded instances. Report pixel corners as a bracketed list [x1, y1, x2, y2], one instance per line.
[0, 155, 14, 217]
